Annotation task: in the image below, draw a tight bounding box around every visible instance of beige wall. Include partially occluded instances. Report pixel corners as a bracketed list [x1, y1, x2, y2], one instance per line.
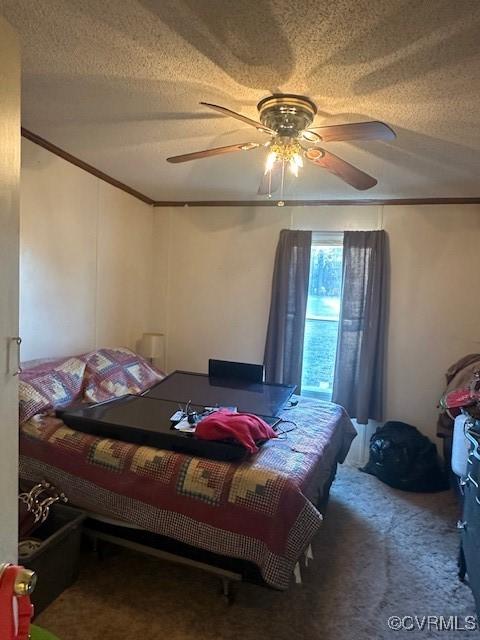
[384, 206, 480, 439]
[20, 139, 156, 361]
[154, 204, 480, 442]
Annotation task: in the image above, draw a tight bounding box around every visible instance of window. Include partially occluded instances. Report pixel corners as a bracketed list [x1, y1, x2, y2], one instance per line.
[301, 232, 343, 400]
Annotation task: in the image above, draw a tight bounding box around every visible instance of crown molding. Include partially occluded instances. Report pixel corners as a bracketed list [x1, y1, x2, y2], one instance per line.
[21, 128, 155, 205]
[152, 197, 480, 207]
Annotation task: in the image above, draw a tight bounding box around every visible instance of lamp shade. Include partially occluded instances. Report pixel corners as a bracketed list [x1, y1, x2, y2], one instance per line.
[139, 332, 165, 362]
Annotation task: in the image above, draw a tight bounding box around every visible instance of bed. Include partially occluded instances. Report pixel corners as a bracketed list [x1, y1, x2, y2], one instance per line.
[18, 348, 356, 591]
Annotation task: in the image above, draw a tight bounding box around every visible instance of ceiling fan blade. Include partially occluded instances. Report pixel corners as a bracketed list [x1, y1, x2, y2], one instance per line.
[200, 102, 275, 135]
[306, 121, 396, 143]
[258, 161, 283, 195]
[167, 142, 260, 164]
[306, 148, 377, 190]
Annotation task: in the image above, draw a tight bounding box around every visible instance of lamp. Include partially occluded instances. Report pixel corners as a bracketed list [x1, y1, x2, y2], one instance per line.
[139, 332, 165, 369]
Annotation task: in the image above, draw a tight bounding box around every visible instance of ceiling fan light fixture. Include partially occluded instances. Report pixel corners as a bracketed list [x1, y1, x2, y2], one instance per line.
[270, 137, 301, 162]
[289, 152, 303, 177]
[265, 150, 277, 173]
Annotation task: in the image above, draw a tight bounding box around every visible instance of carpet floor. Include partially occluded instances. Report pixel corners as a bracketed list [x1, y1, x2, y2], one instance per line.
[36, 466, 477, 639]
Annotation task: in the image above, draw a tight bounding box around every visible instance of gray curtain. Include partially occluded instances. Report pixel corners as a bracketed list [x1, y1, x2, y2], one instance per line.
[264, 229, 312, 390]
[332, 230, 389, 424]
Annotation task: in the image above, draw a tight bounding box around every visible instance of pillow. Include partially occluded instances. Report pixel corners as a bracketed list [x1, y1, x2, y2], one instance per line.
[19, 347, 163, 423]
[83, 347, 163, 403]
[19, 356, 87, 423]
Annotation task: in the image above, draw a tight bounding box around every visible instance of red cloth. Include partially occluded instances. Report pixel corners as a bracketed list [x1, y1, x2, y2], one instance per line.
[195, 410, 277, 453]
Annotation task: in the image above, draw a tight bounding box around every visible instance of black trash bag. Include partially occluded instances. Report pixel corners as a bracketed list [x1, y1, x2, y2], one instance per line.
[361, 421, 448, 492]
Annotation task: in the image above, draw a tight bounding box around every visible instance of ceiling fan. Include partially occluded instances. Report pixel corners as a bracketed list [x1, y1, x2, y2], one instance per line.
[166, 94, 396, 196]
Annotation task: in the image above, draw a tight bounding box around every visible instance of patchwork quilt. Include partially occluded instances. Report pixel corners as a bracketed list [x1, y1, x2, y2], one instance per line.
[18, 349, 356, 589]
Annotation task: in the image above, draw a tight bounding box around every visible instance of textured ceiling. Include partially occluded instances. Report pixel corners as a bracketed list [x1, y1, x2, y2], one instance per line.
[2, 0, 480, 201]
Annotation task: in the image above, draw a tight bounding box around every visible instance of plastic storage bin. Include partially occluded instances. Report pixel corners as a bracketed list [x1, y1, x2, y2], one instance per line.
[20, 504, 85, 616]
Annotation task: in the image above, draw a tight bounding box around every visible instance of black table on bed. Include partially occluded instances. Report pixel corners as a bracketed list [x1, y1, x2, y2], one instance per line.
[142, 370, 295, 417]
[59, 370, 295, 462]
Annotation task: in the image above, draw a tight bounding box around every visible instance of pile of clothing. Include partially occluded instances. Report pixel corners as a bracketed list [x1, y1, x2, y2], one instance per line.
[437, 353, 480, 438]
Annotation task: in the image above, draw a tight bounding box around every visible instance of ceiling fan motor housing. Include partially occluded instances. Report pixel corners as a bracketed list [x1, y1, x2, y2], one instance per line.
[257, 94, 317, 137]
